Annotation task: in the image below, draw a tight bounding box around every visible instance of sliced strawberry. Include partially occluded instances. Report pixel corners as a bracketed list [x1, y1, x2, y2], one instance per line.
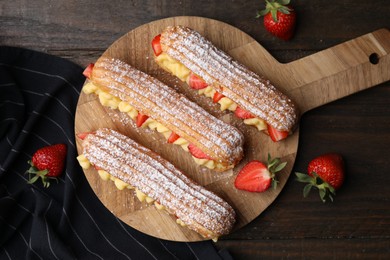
[188, 143, 213, 160]
[213, 92, 225, 103]
[234, 106, 255, 119]
[167, 132, 180, 143]
[151, 34, 162, 56]
[76, 132, 94, 140]
[136, 113, 149, 127]
[188, 72, 208, 90]
[234, 155, 286, 193]
[94, 165, 102, 171]
[234, 161, 271, 192]
[267, 125, 289, 142]
[83, 63, 94, 79]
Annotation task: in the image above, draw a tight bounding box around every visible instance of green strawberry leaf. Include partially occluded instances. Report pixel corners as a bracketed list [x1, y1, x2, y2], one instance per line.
[279, 0, 290, 5]
[43, 178, 50, 188]
[303, 184, 312, 198]
[295, 172, 313, 183]
[265, 154, 287, 190]
[319, 189, 326, 203]
[270, 9, 278, 22]
[28, 175, 40, 184]
[256, 9, 269, 17]
[271, 179, 279, 189]
[278, 7, 291, 14]
[274, 161, 287, 172]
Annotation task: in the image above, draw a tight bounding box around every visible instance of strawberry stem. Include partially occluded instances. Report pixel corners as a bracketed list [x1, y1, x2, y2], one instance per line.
[26, 160, 54, 188]
[267, 153, 287, 189]
[295, 171, 336, 202]
[256, 0, 292, 22]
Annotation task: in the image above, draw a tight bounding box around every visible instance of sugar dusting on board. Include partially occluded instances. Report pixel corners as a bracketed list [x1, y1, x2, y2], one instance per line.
[107, 109, 134, 127]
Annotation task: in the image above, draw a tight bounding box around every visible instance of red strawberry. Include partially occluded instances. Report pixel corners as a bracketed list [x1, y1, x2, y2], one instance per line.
[83, 63, 94, 79]
[234, 154, 287, 192]
[188, 72, 208, 90]
[234, 106, 255, 119]
[256, 0, 297, 40]
[76, 131, 94, 140]
[151, 34, 162, 56]
[188, 143, 213, 160]
[94, 165, 102, 171]
[295, 153, 345, 202]
[136, 113, 149, 127]
[267, 124, 289, 142]
[167, 132, 180, 143]
[213, 92, 225, 103]
[27, 144, 67, 188]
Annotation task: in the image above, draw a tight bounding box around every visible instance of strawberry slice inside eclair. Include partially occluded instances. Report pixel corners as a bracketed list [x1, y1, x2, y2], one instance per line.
[81, 58, 244, 171]
[151, 28, 298, 142]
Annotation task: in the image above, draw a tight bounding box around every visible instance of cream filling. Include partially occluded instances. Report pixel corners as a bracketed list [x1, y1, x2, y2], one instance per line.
[156, 53, 267, 131]
[82, 82, 225, 170]
[76, 154, 218, 240]
[77, 154, 161, 205]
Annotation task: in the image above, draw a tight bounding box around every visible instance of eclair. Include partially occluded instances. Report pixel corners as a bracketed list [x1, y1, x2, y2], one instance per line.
[152, 26, 299, 142]
[76, 128, 236, 240]
[82, 57, 244, 171]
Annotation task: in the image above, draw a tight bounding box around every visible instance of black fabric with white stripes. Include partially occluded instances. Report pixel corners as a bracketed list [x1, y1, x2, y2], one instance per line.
[0, 46, 232, 260]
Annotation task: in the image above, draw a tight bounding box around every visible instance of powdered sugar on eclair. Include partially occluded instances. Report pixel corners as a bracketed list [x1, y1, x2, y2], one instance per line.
[81, 128, 236, 239]
[91, 57, 244, 169]
[160, 26, 299, 133]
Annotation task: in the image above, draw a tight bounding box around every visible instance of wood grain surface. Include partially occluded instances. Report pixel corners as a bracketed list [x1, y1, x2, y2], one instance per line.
[4, 0, 390, 258]
[75, 16, 390, 242]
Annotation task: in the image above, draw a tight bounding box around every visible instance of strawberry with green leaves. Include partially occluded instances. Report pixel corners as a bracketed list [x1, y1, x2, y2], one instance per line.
[26, 144, 67, 188]
[256, 0, 297, 40]
[295, 153, 345, 202]
[234, 154, 287, 192]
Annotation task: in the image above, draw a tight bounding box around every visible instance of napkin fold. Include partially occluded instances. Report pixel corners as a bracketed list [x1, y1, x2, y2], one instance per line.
[0, 46, 232, 260]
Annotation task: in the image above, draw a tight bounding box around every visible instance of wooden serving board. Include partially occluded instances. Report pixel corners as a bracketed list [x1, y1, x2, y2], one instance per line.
[75, 16, 390, 242]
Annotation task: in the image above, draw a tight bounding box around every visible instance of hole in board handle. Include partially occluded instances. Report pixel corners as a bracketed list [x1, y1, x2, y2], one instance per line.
[369, 53, 379, 64]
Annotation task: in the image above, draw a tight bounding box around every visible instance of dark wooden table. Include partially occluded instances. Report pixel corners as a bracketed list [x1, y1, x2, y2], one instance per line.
[2, 0, 389, 259]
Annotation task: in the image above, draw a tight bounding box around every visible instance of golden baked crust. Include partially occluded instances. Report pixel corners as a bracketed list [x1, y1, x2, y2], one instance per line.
[89, 57, 244, 171]
[159, 25, 299, 132]
[80, 128, 236, 239]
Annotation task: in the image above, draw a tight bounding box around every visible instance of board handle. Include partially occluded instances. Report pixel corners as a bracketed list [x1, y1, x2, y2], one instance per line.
[285, 28, 390, 113]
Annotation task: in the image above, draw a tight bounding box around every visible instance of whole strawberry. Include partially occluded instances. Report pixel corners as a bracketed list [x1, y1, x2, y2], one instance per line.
[295, 153, 345, 202]
[27, 144, 67, 188]
[256, 0, 297, 40]
[234, 154, 287, 193]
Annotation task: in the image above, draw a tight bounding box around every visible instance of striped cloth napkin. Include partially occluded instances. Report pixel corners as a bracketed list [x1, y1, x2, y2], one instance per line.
[0, 46, 232, 260]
